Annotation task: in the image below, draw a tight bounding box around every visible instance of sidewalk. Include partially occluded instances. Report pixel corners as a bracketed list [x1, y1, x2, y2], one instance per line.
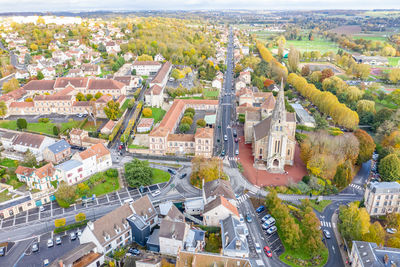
[331, 212, 351, 267]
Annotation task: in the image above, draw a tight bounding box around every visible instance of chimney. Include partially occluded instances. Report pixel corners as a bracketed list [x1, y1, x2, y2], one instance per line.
[87, 221, 94, 231]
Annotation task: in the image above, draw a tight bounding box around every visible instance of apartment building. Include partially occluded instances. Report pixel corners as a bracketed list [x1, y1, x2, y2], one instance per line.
[350, 240, 400, 267]
[145, 61, 172, 107]
[364, 181, 400, 216]
[15, 163, 57, 191]
[132, 61, 161, 76]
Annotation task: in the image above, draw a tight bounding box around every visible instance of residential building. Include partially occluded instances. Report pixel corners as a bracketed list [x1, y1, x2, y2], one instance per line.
[127, 195, 158, 246]
[82, 63, 101, 76]
[72, 143, 112, 178]
[145, 62, 172, 107]
[203, 196, 240, 226]
[350, 240, 400, 267]
[149, 99, 217, 158]
[55, 159, 84, 185]
[69, 129, 107, 148]
[49, 242, 104, 267]
[159, 218, 189, 255]
[100, 120, 116, 135]
[43, 139, 71, 164]
[15, 163, 57, 191]
[364, 181, 400, 216]
[132, 61, 161, 76]
[176, 251, 251, 267]
[220, 215, 249, 258]
[80, 204, 133, 254]
[203, 179, 236, 206]
[239, 71, 251, 84]
[137, 118, 154, 133]
[154, 54, 165, 62]
[212, 78, 222, 90]
[184, 229, 206, 252]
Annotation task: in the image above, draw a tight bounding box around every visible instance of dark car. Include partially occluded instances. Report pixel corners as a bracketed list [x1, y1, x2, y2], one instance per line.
[0, 246, 5, 256]
[128, 248, 140, 255]
[234, 138, 238, 143]
[233, 130, 237, 137]
[32, 242, 39, 252]
[167, 169, 177, 175]
[256, 205, 265, 213]
[180, 173, 187, 179]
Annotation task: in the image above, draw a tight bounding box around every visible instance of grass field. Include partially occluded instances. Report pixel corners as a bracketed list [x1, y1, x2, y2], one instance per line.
[388, 57, 400, 67]
[203, 88, 219, 98]
[81, 172, 119, 197]
[120, 98, 130, 112]
[253, 30, 278, 41]
[144, 107, 166, 123]
[152, 168, 171, 184]
[285, 39, 339, 53]
[128, 144, 149, 149]
[0, 120, 83, 136]
[352, 34, 388, 41]
[309, 199, 332, 213]
[0, 190, 12, 202]
[0, 158, 18, 168]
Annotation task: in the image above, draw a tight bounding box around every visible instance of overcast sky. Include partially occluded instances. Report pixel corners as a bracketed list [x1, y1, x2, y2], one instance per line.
[1, 0, 400, 12]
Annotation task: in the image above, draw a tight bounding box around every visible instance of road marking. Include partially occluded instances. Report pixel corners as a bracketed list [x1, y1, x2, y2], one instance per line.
[332, 245, 336, 254]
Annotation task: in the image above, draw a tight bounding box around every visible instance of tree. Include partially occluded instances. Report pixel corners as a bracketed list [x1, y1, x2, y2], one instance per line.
[309, 71, 322, 83]
[171, 69, 185, 80]
[2, 78, 20, 94]
[124, 159, 152, 187]
[314, 113, 328, 130]
[75, 212, 86, 222]
[54, 218, 66, 228]
[301, 65, 310, 77]
[357, 100, 375, 114]
[339, 202, 370, 242]
[302, 206, 325, 255]
[181, 116, 193, 125]
[131, 69, 136, 75]
[137, 54, 153, 61]
[98, 43, 106, 52]
[76, 92, 85, 101]
[86, 94, 93, 101]
[0, 101, 7, 119]
[142, 107, 152, 117]
[17, 118, 27, 130]
[94, 92, 103, 99]
[53, 125, 60, 136]
[179, 123, 190, 133]
[389, 68, 400, 84]
[103, 100, 120, 121]
[127, 98, 135, 109]
[30, 43, 38, 51]
[23, 149, 37, 167]
[36, 71, 44, 80]
[363, 221, 385, 247]
[352, 64, 371, 80]
[321, 68, 334, 82]
[54, 181, 76, 208]
[288, 46, 299, 73]
[388, 231, 400, 248]
[196, 119, 206, 127]
[379, 154, 400, 182]
[333, 161, 353, 188]
[354, 129, 376, 164]
[190, 157, 223, 187]
[390, 89, 400, 106]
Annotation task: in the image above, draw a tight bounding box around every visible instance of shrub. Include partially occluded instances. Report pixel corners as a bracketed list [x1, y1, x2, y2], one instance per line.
[106, 168, 118, 178]
[184, 111, 194, 118]
[196, 119, 206, 127]
[54, 218, 66, 228]
[302, 175, 311, 184]
[53, 126, 60, 136]
[185, 107, 195, 115]
[75, 212, 86, 222]
[38, 118, 50, 123]
[54, 220, 88, 234]
[16, 118, 27, 129]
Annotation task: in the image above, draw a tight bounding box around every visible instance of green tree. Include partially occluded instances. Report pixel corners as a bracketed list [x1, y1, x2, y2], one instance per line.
[86, 94, 93, 101]
[131, 69, 136, 75]
[94, 92, 103, 99]
[103, 100, 120, 121]
[379, 154, 400, 182]
[36, 71, 44, 80]
[389, 69, 400, 84]
[339, 202, 370, 242]
[179, 123, 190, 133]
[142, 107, 152, 117]
[17, 118, 27, 130]
[53, 125, 60, 136]
[54, 218, 66, 228]
[333, 161, 353, 188]
[76, 92, 86, 101]
[54, 181, 77, 208]
[181, 116, 193, 125]
[0, 101, 7, 119]
[24, 53, 32, 65]
[137, 54, 153, 61]
[23, 149, 37, 167]
[124, 159, 152, 187]
[196, 119, 206, 127]
[2, 78, 20, 94]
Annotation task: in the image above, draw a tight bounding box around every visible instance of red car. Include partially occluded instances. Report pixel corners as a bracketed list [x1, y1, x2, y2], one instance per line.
[234, 138, 238, 143]
[264, 246, 272, 257]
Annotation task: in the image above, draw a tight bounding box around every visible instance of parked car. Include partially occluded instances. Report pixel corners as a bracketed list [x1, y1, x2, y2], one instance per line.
[180, 173, 187, 179]
[262, 218, 276, 229]
[233, 130, 237, 137]
[76, 230, 82, 237]
[235, 149, 239, 155]
[0, 246, 5, 256]
[55, 236, 62, 245]
[124, 198, 134, 204]
[128, 248, 140, 255]
[224, 134, 228, 141]
[266, 225, 277, 235]
[32, 242, 39, 252]
[234, 137, 238, 143]
[387, 228, 397, 234]
[246, 214, 252, 223]
[70, 232, 76, 241]
[262, 214, 272, 222]
[39, 206, 45, 212]
[264, 246, 272, 257]
[239, 215, 244, 223]
[323, 229, 331, 239]
[167, 169, 177, 175]
[151, 190, 161, 197]
[256, 205, 265, 213]
[43, 259, 50, 266]
[255, 243, 262, 254]
[47, 239, 54, 248]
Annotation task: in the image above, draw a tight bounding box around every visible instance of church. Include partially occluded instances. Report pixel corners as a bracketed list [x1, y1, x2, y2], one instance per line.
[243, 81, 296, 173]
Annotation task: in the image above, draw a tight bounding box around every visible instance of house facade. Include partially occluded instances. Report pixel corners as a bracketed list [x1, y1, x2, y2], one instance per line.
[364, 181, 400, 216]
[42, 139, 71, 164]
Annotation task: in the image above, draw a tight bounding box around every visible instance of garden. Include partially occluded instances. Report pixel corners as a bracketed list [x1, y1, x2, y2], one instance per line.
[124, 159, 171, 188]
[142, 107, 166, 124]
[0, 158, 25, 189]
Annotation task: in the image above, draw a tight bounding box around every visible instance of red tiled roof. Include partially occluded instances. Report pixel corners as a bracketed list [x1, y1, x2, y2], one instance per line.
[102, 120, 115, 130]
[53, 86, 75, 96]
[54, 77, 89, 89]
[34, 163, 55, 179]
[145, 84, 162, 95]
[15, 166, 35, 176]
[261, 95, 276, 110]
[132, 61, 161, 66]
[0, 88, 27, 102]
[88, 79, 125, 90]
[195, 128, 213, 139]
[151, 61, 172, 84]
[137, 118, 154, 128]
[96, 94, 113, 103]
[167, 134, 195, 142]
[9, 101, 34, 108]
[203, 196, 239, 217]
[72, 101, 91, 107]
[34, 95, 73, 101]
[23, 80, 55, 91]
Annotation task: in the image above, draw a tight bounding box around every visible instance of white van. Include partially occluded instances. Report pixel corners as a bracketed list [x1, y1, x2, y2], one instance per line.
[255, 242, 262, 254]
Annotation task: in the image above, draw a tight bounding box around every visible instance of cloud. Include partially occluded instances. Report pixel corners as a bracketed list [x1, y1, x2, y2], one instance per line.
[0, 0, 399, 12]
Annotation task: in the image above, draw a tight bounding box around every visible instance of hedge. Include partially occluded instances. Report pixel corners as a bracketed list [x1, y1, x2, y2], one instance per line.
[54, 220, 88, 234]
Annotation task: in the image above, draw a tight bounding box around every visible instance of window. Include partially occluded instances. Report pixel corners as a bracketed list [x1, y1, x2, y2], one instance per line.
[374, 208, 378, 213]
[287, 149, 290, 156]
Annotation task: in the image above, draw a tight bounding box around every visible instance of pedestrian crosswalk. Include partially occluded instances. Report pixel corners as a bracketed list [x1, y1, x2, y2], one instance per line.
[228, 157, 236, 161]
[320, 220, 332, 228]
[349, 184, 363, 190]
[237, 193, 249, 204]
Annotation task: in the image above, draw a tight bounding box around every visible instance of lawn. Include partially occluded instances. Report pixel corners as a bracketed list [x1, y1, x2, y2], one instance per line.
[128, 144, 149, 149]
[0, 189, 12, 202]
[151, 168, 171, 184]
[149, 162, 182, 168]
[388, 57, 400, 67]
[0, 158, 18, 168]
[146, 107, 166, 123]
[309, 199, 332, 213]
[203, 88, 219, 99]
[286, 39, 339, 54]
[0, 120, 81, 136]
[280, 247, 329, 267]
[80, 171, 120, 198]
[120, 98, 130, 112]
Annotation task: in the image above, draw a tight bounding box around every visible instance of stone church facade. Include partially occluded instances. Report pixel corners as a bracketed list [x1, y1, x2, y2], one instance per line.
[244, 82, 296, 173]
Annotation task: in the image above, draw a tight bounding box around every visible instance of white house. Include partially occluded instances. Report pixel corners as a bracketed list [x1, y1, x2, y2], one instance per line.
[132, 61, 161, 76]
[55, 159, 84, 185]
[15, 70, 30, 79]
[80, 204, 133, 254]
[235, 79, 247, 91]
[159, 218, 189, 256]
[203, 196, 240, 226]
[71, 143, 112, 178]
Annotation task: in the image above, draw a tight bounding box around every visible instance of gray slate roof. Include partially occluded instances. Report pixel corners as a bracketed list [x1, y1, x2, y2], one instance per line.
[47, 139, 70, 154]
[56, 159, 82, 172]
[220, 215, 249, 253]
[368, 182, 400, 194]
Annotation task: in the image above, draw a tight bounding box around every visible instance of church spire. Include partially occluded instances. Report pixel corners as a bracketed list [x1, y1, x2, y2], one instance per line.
[271, 78, 286, 123]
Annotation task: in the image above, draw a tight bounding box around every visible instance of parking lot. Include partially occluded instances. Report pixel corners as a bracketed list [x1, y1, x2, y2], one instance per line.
[255, 208, 284, 256]
[0, 182, 168, 230]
